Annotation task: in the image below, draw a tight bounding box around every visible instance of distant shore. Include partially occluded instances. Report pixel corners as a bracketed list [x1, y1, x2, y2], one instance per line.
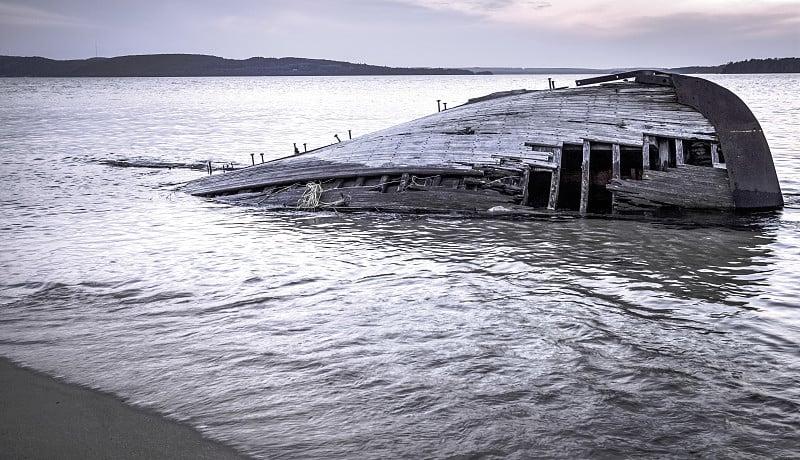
[1, 54, 797, 78]
[0, 54, 476, 78]
[0, 357, 250, 460]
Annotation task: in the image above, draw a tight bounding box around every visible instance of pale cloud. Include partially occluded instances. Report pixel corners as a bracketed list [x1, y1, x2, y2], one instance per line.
[0, 2, 90, 27]
[399, 0, 550, 17]
[397, 0, 800, 36]
[0, 0, 796, 66]
[538, 0, 800, 34]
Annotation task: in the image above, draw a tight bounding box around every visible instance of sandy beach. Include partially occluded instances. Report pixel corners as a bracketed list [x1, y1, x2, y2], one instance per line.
[0, 357, 250, 459]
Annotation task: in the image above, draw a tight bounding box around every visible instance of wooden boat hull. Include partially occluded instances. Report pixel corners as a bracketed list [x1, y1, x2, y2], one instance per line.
[183, 71, 783, 215]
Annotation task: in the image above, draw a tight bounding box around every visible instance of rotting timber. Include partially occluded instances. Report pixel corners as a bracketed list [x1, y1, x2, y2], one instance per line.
[182, 71, 783, 216]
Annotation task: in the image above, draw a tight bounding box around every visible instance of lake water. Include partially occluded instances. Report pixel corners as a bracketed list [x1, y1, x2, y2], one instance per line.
[1, 74, 798, 459]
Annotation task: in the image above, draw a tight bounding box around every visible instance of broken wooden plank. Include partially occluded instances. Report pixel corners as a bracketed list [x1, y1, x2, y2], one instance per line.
[607, 164, 733, 210]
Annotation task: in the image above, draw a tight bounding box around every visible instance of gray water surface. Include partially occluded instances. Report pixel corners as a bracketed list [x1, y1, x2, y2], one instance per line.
[1, 75, 798, 459]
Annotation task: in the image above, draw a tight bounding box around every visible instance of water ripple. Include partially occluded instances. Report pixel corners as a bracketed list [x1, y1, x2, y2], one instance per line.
[1, 75, 798, 459]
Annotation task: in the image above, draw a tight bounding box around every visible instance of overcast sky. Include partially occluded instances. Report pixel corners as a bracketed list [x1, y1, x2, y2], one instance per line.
[1, 0, 798, 68]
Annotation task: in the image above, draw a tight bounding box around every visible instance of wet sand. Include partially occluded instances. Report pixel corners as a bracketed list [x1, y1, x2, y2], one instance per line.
[0, 357, 250, 459]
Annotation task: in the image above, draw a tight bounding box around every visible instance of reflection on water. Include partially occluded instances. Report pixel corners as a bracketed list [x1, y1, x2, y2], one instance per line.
[1, 75, 799, 459]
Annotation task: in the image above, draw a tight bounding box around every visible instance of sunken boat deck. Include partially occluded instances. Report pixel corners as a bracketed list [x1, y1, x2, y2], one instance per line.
[182, 71, 782, 215]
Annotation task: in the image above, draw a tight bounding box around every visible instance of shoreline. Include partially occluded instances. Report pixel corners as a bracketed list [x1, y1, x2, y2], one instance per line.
[0, 357, 251, 459]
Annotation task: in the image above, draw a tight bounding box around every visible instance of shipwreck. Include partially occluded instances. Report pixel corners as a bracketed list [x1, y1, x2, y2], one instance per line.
[182, 71, 783, 216]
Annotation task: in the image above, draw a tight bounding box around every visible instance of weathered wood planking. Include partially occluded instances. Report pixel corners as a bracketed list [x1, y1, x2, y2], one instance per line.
[217, 185, 519, 213]
[183, 82, 718, 197]
[608, 164, 733, 210]
[184, 164, 480, 196]
[180, 70, 789, 214]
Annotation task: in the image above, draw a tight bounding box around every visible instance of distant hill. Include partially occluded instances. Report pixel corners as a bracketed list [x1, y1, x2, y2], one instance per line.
[465, 67, 607, 75]
[719, 57, 800, 73]
[472, 58, 799, 75]
[0, 54, 476, 77]
[1, 54, 796, 77]
[671, 58, 800, 74]
[664, 65, 722, 74]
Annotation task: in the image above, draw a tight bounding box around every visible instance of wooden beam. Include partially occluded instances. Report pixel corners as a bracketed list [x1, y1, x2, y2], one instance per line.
[642, 135, 651, 170]
[520, 167, 531, 206]
[398, 173, 410, 192]
[675, 139, 685, 165]
[611, 143, 620, 214]
[711, 143, 720, 165]
[579, 140, 590, 215]
[492, 152, 552, 163]
[547, 147, 562, 210]
[583, 138, 641, 148]
[185, 166, 481, 196]
[659, 138, 670, 171]
[524, 141, 562, 149]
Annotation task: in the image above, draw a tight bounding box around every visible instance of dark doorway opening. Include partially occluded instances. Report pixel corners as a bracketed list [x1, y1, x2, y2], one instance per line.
[686, 140, 713, 166]
[648, 142, 660, 170]
[588, 144, 613, 213]
[620, 145, 643, 180]
[556, 144, 583, 211]
[527, 170, 552, 208]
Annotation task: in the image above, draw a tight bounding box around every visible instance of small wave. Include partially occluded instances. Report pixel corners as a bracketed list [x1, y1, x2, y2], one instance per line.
[781, 192, 800, 208]
[99, 158, 208, 170]
[0, 338, 52, 346]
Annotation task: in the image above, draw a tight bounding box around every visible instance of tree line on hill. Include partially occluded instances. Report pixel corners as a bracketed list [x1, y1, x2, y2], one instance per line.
[0, 54, 476, 77]
[0, 54, 797, 77]
[670, 57, 799, 74]
[720, 57, 799, 73]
